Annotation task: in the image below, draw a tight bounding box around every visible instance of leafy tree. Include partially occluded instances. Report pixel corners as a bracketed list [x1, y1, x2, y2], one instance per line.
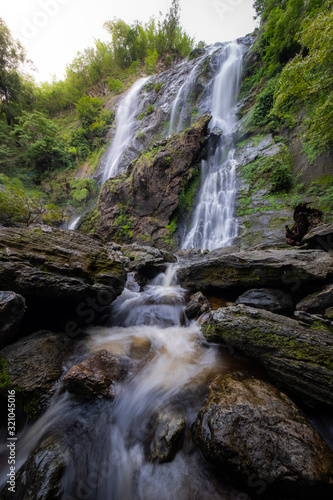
[0, 175, 63, 226]
[0, 18, 26, 125]
[273, 9, 333, 150]
[12, 111, 71, 173]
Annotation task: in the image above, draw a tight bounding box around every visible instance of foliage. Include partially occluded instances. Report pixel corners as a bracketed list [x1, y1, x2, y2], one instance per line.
[145, 49, 159, 74]
[108, 78, 124, 93]
[249, 77, 278, 128]
[12, 111, 72, 174]
[69, 178, 98, 205]
[0, 174, 63, 226]
[273, 8, 333, 151]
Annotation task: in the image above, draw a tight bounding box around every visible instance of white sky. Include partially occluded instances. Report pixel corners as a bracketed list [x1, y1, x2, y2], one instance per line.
[1, 0, 258, 83]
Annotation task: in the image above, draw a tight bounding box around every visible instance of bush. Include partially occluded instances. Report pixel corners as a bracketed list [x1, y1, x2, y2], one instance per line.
[270, 163, 292, 193]
[108, 78, 124, 93]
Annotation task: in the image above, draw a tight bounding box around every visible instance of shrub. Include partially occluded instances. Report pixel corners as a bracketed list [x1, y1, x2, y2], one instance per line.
[108, 78, 124, 93]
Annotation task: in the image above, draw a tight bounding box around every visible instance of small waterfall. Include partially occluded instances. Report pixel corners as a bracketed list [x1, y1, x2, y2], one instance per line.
[182, 42, 243, 251]
[68, 215, 80, 230]
[102, 77, 150, 183]
[168, 52, 209, 135]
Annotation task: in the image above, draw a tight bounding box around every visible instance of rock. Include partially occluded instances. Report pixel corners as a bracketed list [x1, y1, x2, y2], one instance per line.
[121, 244, 176, 285]
[62, 350, 132, 398]
[325, 306, 333, 320]
[192, 372, 333, 500]
[78, 115, 211, 250]
[296, 284, 333, 313]
[235, 288, 293, 313]
[293, 310, 332, 328]
[0, 291, 26, 348]
[177, 248, 333, 294]
[0, 331, 73, 418]
[0, 437, 65, 500]
[0, 226, 126, 332]
[185, 292, 211, 320]
[149, 412, 185, 463]
[202, 305, 333, 408]
[303, 223, 333, 251]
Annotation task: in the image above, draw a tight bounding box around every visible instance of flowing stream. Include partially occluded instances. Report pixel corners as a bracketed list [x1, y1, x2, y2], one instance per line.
[182, 42, 243, 250]
[0, 266, 253, 499]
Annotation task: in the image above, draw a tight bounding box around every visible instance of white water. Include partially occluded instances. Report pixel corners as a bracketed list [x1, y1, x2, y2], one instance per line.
[102, 77, 150, 183]
[68, 215, 80, 230]
[182, 43, 243, 251]
[168, 52, 209, 135]
[0, 266, 246, 499]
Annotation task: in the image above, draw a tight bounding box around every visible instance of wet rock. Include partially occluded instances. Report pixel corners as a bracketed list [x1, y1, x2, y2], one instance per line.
[121, 244, 176, 285]
[202, 305, 333, 408]
[79, 115, 211, 250]
[235, 288, 293, 313]
[325, 306, 333, 320]
[0, 331, 73, 418]
[293, 310, 332, 328]
[149, 412, 185, 463]
[0, 437, 65, 500]
[0, 226, 126, 331]
[0, 291, 26, 348]
[62, 350, 132, 399]
[303, 222, 333, 251]
[177, 248, 333, 294]
[192, 372, 333, 500]
[185, 292, 211, 320]
[296, 284, 333, 313]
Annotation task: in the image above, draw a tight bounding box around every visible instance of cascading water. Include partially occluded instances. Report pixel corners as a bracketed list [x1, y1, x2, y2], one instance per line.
[0, 266, 250, 499]
[102, 77, 150, 183]
[168, 51, 210, 135]
[182, 43, 243, 250]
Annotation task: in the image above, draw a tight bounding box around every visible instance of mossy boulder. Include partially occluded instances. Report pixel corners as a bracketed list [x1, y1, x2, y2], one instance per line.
[202, 305, 333, 408]
[192, 372, 333, 500]
[177, 248, 333, 294]
[79, 115, 211, 250]
[0, 226, 126, 332]
[0, 330, 73, 418]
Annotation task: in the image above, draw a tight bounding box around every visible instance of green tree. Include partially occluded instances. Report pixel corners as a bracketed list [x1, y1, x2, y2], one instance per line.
[12, 111, 71, 173]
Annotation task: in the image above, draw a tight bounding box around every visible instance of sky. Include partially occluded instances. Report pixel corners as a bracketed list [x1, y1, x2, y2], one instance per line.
[1, 0, 258, 83]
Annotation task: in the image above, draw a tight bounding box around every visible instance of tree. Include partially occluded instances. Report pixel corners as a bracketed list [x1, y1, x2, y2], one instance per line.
[0, 18, 26, 125]
[12, 111, 71, 173]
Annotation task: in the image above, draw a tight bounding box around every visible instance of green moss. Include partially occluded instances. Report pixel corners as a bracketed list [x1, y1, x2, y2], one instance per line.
[23, 397, 39, 420]
[0, 356, 11, 390]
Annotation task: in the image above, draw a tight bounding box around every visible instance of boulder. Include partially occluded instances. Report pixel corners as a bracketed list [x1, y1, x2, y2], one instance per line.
[62, 350, 132, 398]
[121, 244, 176, 285]
[177, 248, 333, 294]
[202, 305, 333, 408]
[0, 437, 65, 500]
[185, 292, 211, 320]
[303, 222, 333, 251]
[235, 288, 293, 313]
[0, 226, 126, 332]
[0, 291, 26, 348]
[0, 330, 73, 418]
[296, 284, 333, 313]
[78, 115, 211, 250]
[192, 372, 333, 500]
[149, 412, 185, 463]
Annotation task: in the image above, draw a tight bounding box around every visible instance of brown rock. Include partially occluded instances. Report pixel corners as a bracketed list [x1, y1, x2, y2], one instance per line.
[62, 350, 132, 398]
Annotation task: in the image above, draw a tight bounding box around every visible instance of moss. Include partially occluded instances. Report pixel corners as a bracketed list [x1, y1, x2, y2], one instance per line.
[22, 397, 40, 420]
[0, 356, 11, 390]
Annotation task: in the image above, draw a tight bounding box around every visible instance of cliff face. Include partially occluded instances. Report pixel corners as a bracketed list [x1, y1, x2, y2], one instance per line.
[79, 115, 211, 250]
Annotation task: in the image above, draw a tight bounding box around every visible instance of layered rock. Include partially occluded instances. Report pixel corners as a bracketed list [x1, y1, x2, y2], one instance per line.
[177, 248, 333, 294]
[235, 288, 293, 313]
[296, 284, 333, 314]
[0, 330, 73, 418]
[0, 226, 126, 332]
[185, 292, 211, 320]
[202, 305, 333, 407]
[192, 372, 333, 499]
[303, 223, 333, 251]
[62, 351, 132, 398]
[0, 291, 26, 348]
[78, 115, 211, 250]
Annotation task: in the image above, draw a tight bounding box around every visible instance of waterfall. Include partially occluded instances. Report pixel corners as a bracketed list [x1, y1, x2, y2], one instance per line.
[102, 77, 150, 183]
[168, 52, 209, 135]
[182, 42, 243, 251]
